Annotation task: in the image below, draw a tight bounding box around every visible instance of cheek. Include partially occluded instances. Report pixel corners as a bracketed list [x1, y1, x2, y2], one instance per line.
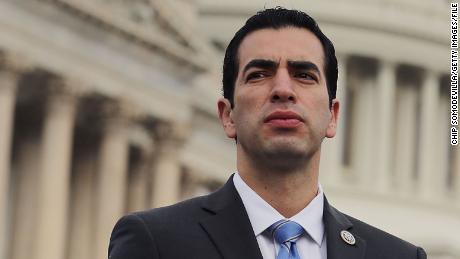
[300, 91, 332, 124]
[235, 90, 265, 114]
[233, 95, 264, 130]
[300, 88, 329, 107]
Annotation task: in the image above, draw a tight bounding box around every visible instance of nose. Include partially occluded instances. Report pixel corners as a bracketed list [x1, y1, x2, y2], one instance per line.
[270, 70, 297, 103]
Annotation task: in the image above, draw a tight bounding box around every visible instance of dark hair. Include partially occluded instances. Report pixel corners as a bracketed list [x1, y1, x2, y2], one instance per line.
[222, 7, 338, 107]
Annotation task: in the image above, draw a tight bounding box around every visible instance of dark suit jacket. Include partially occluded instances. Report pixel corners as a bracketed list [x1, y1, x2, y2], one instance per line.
[108, 175, 427, 259]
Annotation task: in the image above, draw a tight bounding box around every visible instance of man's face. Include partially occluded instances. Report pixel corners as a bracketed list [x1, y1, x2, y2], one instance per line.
[218, 27, 339, 168]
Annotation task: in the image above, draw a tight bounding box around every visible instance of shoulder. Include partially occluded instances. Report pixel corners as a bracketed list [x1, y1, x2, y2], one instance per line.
[344, 213, 414, 248]
[109, 195, 211, 259]
[109, 176, 239, 258]
[132, 175, 237, 228]
[342, 212, 427, 258]
[133, 195, 210, 228]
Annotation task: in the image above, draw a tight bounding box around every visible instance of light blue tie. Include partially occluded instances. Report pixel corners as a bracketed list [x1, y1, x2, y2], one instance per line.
[269, 220, 305, 259]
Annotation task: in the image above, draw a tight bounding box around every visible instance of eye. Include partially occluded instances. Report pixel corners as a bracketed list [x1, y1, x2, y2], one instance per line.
[294, 72, 317, 82]
[246, 71, 269, 82]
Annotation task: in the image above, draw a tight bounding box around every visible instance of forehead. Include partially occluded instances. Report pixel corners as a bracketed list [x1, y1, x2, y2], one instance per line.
[237, 27, 325, 72]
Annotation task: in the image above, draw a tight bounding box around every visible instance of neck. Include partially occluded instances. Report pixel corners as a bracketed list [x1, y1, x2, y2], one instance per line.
[236, 146, 321, 218]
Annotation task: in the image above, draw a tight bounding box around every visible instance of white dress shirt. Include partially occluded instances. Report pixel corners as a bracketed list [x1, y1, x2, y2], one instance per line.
[233, 172, 327, 259]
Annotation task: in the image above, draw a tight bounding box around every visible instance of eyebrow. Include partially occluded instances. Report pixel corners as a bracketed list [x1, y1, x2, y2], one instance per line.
[242, 59, 279, 75]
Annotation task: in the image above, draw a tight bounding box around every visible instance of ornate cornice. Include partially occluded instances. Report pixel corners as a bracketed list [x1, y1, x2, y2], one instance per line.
[152, 120, 189, 156]
[38, 0, 212, 72]
[0, 50, 34, 75]
[148, 0, 219, 61]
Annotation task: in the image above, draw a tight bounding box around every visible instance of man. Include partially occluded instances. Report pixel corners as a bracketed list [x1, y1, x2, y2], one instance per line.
[108, 7, 426, 259]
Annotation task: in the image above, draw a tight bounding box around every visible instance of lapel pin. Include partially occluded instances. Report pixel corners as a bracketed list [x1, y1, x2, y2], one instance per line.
[340, 230, 356, 245]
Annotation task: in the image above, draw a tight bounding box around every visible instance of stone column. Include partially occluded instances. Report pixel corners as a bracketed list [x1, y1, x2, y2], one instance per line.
[0, 53, 26, 259]
[418, 71, 440, 200]
[94, 102, 130, 259]
[151, 123, 185, 208]
[375, 61, 396, 192]
[33, 79, 78, 259]
[127, 149, 152, 213]
[394, 83, 418, 195]
[10, 131, 41, 259]
[320, 55, 347, 186]
[67, 144, 98, 259]
[350, 77, 376, 188]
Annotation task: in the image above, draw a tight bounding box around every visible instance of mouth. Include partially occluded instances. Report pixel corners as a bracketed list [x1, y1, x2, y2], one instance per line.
[264, 110, 304, 128]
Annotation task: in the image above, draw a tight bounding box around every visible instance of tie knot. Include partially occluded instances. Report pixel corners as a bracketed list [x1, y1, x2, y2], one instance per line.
[269, 220, 305, 245]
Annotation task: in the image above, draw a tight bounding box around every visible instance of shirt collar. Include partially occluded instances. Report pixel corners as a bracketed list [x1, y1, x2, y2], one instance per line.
[233, 172, 325, 246]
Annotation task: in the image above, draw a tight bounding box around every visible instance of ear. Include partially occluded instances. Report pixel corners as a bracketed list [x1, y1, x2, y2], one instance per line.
[217, 98, 237, 139]
[325, 99, 340, 138]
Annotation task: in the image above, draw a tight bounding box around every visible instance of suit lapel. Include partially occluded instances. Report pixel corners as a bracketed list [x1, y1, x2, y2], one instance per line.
[198, 176, 367, 259]
[324, 197, 366, 259]
[199, 175, 263, 259]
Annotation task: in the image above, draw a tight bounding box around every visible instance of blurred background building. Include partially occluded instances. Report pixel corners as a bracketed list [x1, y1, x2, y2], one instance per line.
[0, 0, 457, 258]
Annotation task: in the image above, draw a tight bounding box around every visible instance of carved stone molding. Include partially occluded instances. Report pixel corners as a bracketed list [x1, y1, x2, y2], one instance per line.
[0, 51, 34, 87]
[0, 51, 34, 74]
[39, 0, 209, 72]
[47, 77, 85, 97]
[99, 100, 129, 129]
[152, 120, 189, 156]
[93, 98, 146, 135]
